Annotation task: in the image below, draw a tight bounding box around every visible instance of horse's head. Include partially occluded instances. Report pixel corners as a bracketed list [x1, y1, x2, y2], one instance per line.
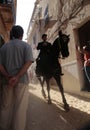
[62, 34, 70, 44]
[60, 34, 70, 58]
[52, 34, 70, 58]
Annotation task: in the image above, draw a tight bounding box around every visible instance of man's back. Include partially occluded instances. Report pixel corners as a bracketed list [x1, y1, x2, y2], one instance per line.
[0, 39, 33, 83]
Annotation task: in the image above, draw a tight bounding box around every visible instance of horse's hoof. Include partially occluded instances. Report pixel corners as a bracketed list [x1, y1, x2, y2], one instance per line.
[48, 100, 52, 104]
[64, 104, 70, 112]
[41, 90, 46, 98]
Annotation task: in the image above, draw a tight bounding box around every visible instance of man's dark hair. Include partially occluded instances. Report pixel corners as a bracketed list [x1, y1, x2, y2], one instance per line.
[10, 25, 24, 39]
[42, 34, 47, 39]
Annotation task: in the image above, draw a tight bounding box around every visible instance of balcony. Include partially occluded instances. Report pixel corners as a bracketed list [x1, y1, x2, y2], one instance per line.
[0, 0, 16, 31]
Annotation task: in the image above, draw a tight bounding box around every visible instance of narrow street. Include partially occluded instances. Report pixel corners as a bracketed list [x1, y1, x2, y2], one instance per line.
[25, 83, 90, 130]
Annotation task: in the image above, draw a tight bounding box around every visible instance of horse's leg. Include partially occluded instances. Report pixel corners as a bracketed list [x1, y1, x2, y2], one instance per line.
[37, 76, 46, 98]
[53, 74, 70, 111]
[46, 78, 51, 104]
[41, 77, 46, 98]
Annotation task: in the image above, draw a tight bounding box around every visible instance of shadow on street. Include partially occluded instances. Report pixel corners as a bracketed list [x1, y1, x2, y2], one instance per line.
[25, 84, 90, 130]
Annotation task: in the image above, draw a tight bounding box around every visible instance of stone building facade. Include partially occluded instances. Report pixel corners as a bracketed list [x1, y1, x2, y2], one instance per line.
[0, 0, 17, 103]
[0, 0, 17, 43]
[27, 0, 90, 97]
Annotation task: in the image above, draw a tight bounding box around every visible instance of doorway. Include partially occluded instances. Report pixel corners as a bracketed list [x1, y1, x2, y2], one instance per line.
[78, 20, 90, 91]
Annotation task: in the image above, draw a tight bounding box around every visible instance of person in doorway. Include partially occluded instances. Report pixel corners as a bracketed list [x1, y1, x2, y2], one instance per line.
[78, 43, 90, 91]
[0, 25, 34, 130]
[83, 45, 90, 91]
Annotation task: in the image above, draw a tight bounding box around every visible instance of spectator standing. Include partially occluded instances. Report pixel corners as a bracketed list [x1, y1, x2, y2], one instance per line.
[78, 44, 90, 91]
[0, 25, 34, 130]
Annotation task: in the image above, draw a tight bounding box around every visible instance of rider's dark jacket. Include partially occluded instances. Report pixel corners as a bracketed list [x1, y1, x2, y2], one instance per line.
[37, 41, 52, 59]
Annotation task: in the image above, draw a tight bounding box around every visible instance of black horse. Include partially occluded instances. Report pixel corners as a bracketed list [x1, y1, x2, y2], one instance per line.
[35, 32, 70, 111]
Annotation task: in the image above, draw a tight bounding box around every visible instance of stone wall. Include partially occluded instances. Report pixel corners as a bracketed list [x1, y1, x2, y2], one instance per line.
[0, 17, 9, 42]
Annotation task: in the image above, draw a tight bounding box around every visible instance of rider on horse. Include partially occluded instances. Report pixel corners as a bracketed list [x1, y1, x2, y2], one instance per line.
[35, 32, 70, 110]
[36, 31, 70, 77]
[36, 34, 52, 76]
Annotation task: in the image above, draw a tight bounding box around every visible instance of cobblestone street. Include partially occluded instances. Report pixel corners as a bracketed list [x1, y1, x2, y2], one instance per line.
[25, 83, 90, 130]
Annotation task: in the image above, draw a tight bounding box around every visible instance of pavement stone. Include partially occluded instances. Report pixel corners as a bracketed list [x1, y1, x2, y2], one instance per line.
[25, 83, 90, 130]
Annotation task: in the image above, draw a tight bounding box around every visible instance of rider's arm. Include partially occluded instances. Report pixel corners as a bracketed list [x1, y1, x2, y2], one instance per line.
[37, 43, 43, 50]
